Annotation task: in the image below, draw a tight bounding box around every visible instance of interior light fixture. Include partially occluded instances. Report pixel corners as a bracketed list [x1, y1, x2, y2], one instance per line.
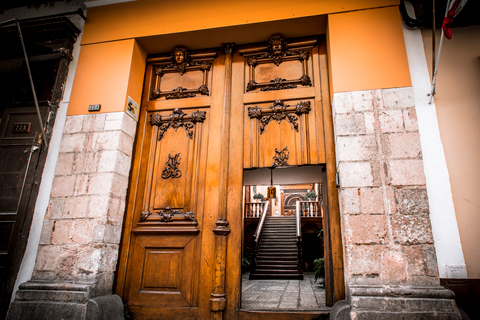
[267, 167, 276, 199]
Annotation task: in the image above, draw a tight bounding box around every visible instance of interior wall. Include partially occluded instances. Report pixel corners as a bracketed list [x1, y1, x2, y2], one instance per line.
[422, 26, 480, 279]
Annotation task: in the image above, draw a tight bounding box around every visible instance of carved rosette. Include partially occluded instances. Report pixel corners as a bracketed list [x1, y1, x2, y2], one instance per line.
[248, 99, 311, 134]
[150, 108, 206, 140]
[161, 153, 182, 179]
[272, 147, 289, 168]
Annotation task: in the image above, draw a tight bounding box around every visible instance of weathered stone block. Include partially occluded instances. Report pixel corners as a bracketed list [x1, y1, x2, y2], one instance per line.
[381, 132, 422, 159]
[88, 195, 110, 219]
[339, 162, 374, 188]
[59, 133, 87, 153]
[95, 131, 122, 151]
[380, 87, 415, 109]
[119, 131, 135, 156]
[78, 247, 102, 276]
[87, 173, 115, 195]
[395, 188, 429, 215]
[39, 219, 54, 245]
[379, 110, 404, 133]
[72, 152, 86, 174]
[51, 175, 76, 197]
[364, 112, 376, 135]
[51, 220, 74, 244]
[332, 92, 353, 114]
[351, 90, 375, 112]
[97, 150, 118, 173]
[335, 113, 366, 136]
[122, 113, 138, 137]
[104, 225, 122, 244]
[34, 245, 61, 271]
[391, 214, 434, 245]
[64, 196, 90, 218]
[98, 245, 119, 272]
[345, 245, 382, 276]
[114, 151, 132, 177]
[340, 188, 360, 215]
[111, 173, 129, 197]
[403, 108, 419, 131]
[55, 152, 74, 176]
[404, 245, 425, 277]
[344, 215, 387, 245]
[83, 151, 101, 173]
[388, 159, 426, 186]
[337, 135, 377, 161]
[74, 173, 90, 196]
[72, 220, 94, 244]
[381, 249, 406, 283]
[63, 115, 84, 134]
[82, 113, 106, 133]
[104, 112, 124, 131]
[360, 188, 385, 214]
[46, 197, 65, 220]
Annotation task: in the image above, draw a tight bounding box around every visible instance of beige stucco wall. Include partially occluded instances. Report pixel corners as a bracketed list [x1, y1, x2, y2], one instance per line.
[422, 26, 480, 279]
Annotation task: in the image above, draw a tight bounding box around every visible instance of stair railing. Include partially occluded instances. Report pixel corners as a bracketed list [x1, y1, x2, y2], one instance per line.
[251, 200, 270, 271]
[295, 201, 303, 272]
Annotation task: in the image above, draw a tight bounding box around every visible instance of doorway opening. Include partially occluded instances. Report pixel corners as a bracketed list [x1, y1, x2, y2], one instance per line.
[241, 165, 330, 311]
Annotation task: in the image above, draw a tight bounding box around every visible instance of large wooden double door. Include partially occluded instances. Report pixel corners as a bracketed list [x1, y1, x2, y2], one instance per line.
[116, 36, 343, 319]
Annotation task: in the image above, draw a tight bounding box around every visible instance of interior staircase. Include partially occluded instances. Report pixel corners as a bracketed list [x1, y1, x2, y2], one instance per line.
[249, 216, 303, 280]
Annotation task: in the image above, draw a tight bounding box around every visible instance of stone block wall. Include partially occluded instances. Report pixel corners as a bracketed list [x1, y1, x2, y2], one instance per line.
[332, 87, 460, 318]
[33, 112, 136, 296]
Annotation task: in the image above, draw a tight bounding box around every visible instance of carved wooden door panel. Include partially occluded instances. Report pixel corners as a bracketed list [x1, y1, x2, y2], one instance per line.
[117, 48, 223, 319]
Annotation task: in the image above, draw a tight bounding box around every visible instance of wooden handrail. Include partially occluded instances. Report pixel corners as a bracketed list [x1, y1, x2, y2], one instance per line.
[295, 200, 303, 272]
[254, 201, 270, 240]
[251, 201, 270, 272]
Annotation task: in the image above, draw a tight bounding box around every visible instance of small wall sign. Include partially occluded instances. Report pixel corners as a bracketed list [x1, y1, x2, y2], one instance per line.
[126, 96, 139, 121]
[88, 104, 101, 112]
[13, 122, 31, 133]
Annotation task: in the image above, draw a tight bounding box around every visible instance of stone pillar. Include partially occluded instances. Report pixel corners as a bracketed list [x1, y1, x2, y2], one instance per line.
[8, 112, 135, 320]
[331, 87, 460, 319]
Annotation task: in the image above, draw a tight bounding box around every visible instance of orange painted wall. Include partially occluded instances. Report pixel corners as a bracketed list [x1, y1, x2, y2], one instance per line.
[68, 39, 146, 116]
[81, 0, 399, 45]
[328, 6, 411, 93]
[68, 0, 410, 115]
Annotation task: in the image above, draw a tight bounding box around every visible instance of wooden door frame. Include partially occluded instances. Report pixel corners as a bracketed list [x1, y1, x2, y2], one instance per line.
[116, 35, 344, 319]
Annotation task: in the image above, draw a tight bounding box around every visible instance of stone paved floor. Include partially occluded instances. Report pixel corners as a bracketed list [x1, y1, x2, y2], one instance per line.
[241, 272, 326, 311]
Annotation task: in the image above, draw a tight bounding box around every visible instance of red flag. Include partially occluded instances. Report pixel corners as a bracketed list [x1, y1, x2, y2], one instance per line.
[442, 0, 468, 39]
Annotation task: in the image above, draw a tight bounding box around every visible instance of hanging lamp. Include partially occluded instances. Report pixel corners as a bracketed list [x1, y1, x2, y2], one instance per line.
[267, 167, 276, 199]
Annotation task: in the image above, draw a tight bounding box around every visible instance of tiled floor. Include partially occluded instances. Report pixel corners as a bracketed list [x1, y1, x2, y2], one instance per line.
[241, 272, 326, 311]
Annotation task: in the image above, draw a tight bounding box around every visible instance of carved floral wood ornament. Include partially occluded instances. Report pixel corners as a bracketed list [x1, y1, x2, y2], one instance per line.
[149, 47, 215, 100]
[248, 99, 311, 134]
[150, 108, 206, 140]
[161, 153, 182, 179]
[272, 147, 289, 167]
[240, 34, 316, 92]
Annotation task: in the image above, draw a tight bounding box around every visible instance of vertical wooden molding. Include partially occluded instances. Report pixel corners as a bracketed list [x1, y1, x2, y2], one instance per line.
[319, 39, 345, 302]
[210, 43, 235, 320]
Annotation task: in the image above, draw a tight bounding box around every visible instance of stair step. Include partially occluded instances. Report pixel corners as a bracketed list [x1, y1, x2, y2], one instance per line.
[256, 256, 297, 261]
[249, 274, 304, 280]
[250, 269, 303, 274]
